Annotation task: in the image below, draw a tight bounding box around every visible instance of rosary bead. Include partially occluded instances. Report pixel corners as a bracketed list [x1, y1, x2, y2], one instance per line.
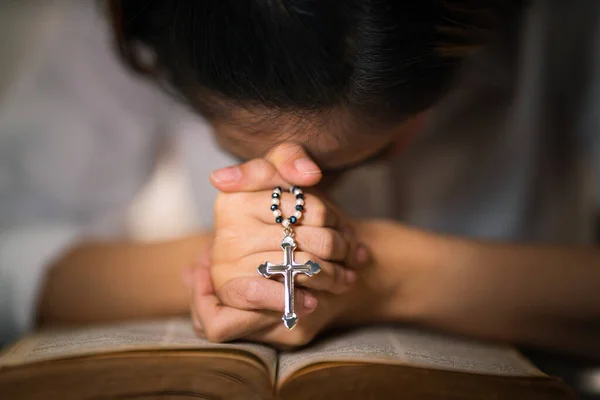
[272, 186, 306, 228]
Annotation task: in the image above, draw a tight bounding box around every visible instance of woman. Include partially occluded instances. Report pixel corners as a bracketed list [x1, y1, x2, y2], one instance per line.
[111, 0, 600, 358]
[1, 0, 599, 368]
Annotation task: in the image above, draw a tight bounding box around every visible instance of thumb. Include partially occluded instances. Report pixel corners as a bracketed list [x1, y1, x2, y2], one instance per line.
[210, 143, 322, 192]
[265, 142, 322, 186]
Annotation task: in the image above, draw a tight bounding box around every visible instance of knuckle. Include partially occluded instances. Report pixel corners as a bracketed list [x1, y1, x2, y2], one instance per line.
[214, 192, 230, 217]
[243, 158, 277, 186]
[217, 284, 235, 306]
[215, 192, 247, 219]
[220, 279, 258, 306]
[214, 228, 239, 245]
[331, 264, 345, 292]
[310, 230, 335, 258]
[308, 199, 328, 226]
[253, 159, 277, 181]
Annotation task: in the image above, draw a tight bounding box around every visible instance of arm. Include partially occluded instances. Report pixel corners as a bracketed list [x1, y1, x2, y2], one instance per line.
[0, 1, 209, 340]
[356, 220, 600, 359]
[37, 233, 212, 327]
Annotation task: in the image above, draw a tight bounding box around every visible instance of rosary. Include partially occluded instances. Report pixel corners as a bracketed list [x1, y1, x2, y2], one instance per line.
[257, 187, 321, 330]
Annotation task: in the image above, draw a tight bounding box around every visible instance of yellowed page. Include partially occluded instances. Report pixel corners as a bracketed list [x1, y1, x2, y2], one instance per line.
[0, 317, 277, 381]
[278, 326, 545, 386]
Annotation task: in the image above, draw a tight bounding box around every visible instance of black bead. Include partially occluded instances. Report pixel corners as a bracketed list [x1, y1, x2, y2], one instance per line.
[270, 204, 278, 211]
[272, 192, 280, 199]
[295, 205, 304, 212]
[275, 186, 283, 192]
[295, 193, 304, 199]
[275, 216, 283, 224]
[290, 186, 299, 193]
[289, 216, 297, 224]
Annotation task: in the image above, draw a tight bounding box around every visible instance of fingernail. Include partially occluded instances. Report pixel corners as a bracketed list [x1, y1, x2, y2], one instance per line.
[294, 158, 321, 175]
[211, 166, 242, 183]
[355, 245, 370, 265]
[303, 293, 318, 310]
[345, 269, 357, 284]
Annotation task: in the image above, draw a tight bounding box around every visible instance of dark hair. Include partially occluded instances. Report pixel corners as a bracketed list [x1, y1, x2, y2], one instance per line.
[105, 0, 520, 125]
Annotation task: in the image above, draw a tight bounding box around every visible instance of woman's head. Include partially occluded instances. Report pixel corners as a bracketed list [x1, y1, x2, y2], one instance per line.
[106, 0, 518, 171]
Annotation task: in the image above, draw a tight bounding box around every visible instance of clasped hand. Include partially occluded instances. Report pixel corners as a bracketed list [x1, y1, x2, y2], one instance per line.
[184, 144, 372, 348]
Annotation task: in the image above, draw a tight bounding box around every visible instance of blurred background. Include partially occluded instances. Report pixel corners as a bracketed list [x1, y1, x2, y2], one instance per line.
[2, 1, 600, 399]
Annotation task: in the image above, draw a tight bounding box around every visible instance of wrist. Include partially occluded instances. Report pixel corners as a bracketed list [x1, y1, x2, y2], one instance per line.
[366, 221, 445, 323]
[348, 220, 476, 325]
[393, 233, 531, 343]
[333, 220, 436, 325]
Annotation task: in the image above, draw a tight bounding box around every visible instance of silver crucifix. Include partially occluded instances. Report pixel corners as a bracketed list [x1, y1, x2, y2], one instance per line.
[257, 234, 321, 330]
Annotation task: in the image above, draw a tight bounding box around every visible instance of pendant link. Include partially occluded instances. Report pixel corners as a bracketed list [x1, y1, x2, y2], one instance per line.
[283, 227, 294, 238]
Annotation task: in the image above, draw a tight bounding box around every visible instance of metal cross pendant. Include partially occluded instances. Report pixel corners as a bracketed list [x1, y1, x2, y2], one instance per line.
[257, 234, 321, 330]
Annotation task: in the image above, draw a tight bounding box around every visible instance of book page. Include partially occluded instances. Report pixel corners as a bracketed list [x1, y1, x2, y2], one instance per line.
[0, 317, 277, 380]
[277, 326, 545, 386]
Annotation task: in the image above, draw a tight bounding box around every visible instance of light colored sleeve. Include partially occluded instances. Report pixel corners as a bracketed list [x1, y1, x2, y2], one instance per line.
[0, 1, 74, 346]
[0, 226, 79, 343]
[0, 0, 168, 345]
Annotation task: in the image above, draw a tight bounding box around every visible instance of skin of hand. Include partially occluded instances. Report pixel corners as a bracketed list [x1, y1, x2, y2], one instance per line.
[184, 144, 372, 347]
[183, 219, 427, 349]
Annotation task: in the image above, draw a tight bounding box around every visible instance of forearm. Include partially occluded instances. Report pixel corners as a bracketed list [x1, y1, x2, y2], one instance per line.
[357, 220, 600, 358]
[424, 238, 600, 356]
[37, 233, 212, 327]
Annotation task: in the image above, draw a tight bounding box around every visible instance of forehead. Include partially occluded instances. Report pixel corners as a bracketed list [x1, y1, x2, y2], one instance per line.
[211, 109, 393, 169]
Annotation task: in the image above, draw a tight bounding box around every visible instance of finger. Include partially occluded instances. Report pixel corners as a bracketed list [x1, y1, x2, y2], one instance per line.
[217, 277, 318, 313]
[231, 225, 349, 262]
[263, 143, 322, 186]
[227, 252, 356, 294]
[190, 308, 205, 337]
[287, 226, 349, 262]
[241, 190, 342, 228]
[243, 324, 312, 350]
[210, 143, 322, 192]
[241, 326, 302, 351]
[211, 159, 284, 192]
[339, 226, 371, 268]
[294, 257, 356, 294]
[191, 265, 279, 342]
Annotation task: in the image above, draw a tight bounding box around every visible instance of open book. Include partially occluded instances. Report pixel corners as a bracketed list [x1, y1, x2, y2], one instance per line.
[0, 318, 575, 399]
